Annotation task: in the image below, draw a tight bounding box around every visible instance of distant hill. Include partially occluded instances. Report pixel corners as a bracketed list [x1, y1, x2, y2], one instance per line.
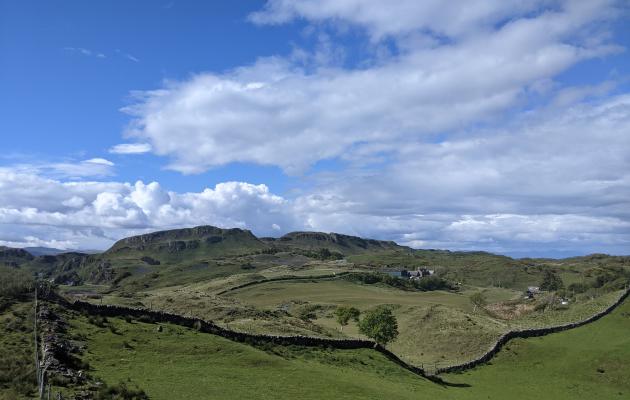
[105, 225, 267, 262]
[5, 225, 628, 290]
[263, 231, 405, 255]
[0, 246, 34, 267]
[23, 247, 68, 256]
[23, 247, 101, 256]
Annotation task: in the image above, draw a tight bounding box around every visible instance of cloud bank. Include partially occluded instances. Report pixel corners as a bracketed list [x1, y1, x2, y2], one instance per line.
[3, 0, 629, 257]
[2, 94, 629, 255]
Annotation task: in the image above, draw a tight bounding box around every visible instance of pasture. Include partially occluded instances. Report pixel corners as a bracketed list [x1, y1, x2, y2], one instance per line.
[69, 294, 630, 399]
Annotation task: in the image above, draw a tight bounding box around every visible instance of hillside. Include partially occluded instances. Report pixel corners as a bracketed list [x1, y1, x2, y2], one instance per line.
[4, 226, 628, 293]
[105, 225, 267, 262]
[263, 231, 405, 255]
[0, 246, 34, 267]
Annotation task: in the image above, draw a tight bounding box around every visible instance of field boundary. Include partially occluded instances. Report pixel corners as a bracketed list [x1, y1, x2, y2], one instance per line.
[436, 286, 630, 374]
[44, 285, 630, 381]
[43, 291, 452, 384]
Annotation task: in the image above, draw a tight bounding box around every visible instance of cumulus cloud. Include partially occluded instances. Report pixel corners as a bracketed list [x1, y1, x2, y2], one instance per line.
[3, 1, 628, 257]
[293, 94, 630, 255]
[121, 0, 620, 174]
[2, 89, 630, 258]
[249, 0, 548, 40]
[0, 168, 298, 250]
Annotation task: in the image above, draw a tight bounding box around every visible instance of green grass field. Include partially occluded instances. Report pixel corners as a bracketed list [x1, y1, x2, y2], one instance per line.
[0, 301, 37, 400]
[227, 279, 483, 309]
[72, 313, 445, 400]
[443, 296, 630, 399]
[68, 295, 630, 399]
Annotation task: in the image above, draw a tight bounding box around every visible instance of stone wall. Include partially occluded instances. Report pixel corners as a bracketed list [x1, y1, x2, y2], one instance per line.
[436, 287, 630, 374]
[52, 295, 440, 382]
[44, 285, 630, 381]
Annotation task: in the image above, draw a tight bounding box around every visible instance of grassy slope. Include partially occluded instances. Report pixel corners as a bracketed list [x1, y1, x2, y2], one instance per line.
[226, 280, 626, 367]
[73, 295, 630, 399]
[0, 301, 37, 400]
[444, 296, 630, 399]
[73, 315, 445, 400]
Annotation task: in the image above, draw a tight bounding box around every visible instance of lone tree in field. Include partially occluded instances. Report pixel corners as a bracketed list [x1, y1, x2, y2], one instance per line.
[470, 291, 487, 313]
[334, 306, 360, 331]
[358, 307, 398, 346]
[540, 269, 564, 291]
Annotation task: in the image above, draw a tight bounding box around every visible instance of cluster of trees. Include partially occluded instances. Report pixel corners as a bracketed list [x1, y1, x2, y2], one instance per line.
[344, 272, 453, 292]
[297, 303, 399, 346]
[540, 270, 563, 291]
[540, 267, 630, 298]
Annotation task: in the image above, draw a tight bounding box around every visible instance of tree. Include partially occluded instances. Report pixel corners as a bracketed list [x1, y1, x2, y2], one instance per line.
[334, 306, 360, 331]
[358, 307, 398, 345]
[540, 269, 563, 291]
[469, 291, 487, 313]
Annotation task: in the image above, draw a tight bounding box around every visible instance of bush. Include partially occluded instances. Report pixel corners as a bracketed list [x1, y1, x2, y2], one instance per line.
[343, 272, 452, 292]
[540, 270, 563, 291]
[415, 275, 451, 291]
[88, 315, 108, 328]
[335, 306, 360, 330]
[95, 381, 149, 400]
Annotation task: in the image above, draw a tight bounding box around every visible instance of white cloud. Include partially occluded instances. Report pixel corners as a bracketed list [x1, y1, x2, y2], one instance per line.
[3, 91, 630, 260]
[48, 158, 115, 178]
[84, 158, 114, 166]
[64, 47, 107, 59]
[5, 158, 117, 179]
[122, 0, 620, 174]
[4, 1, 627, 257]
[0, 169, 298, 250]
[109, 143, 152, 154]
[249, 0, 548, 40]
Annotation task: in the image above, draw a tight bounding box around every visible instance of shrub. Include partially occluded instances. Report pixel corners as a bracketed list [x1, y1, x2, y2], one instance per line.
[540, 270, 563, 291]
[469, 291, 487, 313]
[415, 275, 451, 291]
[298, 308, 316, 321]
[95, 381, 149, 400]
[334, 306, 360, 330]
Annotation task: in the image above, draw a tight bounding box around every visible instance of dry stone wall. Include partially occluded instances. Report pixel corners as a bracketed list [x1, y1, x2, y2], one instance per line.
[47, 294, 441, 382]
[436, 287, 630, 374]
[43, 285, 630, 382]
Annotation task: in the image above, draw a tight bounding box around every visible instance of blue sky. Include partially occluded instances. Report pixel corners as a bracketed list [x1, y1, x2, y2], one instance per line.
[1, 0, 629, 257]
[1, 1, 297, 192]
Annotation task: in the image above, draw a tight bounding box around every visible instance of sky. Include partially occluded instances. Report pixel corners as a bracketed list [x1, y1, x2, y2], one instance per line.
[1, 0, 629, 258]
